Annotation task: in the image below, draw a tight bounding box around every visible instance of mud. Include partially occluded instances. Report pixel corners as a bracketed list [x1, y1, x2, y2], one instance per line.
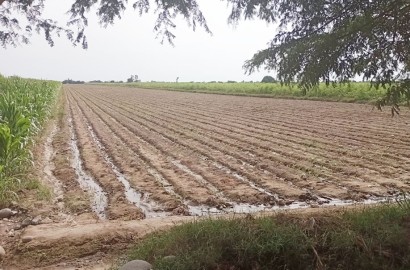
[63, 85, 410, 212]
[68, 116, 108, 219]
[85, 119, 164, 218]
[43, 123, 64, 202]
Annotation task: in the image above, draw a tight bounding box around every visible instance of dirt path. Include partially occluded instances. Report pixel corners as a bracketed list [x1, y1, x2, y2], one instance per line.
[2, 84, 410, 269]
[10, 216, 193, 269]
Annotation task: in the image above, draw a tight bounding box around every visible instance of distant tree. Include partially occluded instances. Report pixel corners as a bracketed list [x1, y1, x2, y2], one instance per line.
[126, 75, 140, 83]
[127, 75, 134, 83]
[1, 0, 409, 113]
[62, 79, 84, 84]
[261, 76, 276, 83]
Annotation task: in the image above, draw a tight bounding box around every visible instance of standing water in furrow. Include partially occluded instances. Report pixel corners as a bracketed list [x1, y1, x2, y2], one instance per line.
[68, 116, 108, 219]
[43, 123, 64, 202]
[84, 119, 166, 218]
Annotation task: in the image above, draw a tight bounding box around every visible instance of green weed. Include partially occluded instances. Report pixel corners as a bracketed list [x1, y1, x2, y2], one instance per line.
[123, 203, 410, 270]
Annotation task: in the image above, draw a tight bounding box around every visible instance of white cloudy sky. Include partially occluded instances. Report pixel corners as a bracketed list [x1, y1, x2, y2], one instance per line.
[0, 0, 278, 82]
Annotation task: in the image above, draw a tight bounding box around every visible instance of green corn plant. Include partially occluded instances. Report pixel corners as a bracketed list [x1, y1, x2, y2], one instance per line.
[0, 74, 60, 205]
[0, 121, 30, 175]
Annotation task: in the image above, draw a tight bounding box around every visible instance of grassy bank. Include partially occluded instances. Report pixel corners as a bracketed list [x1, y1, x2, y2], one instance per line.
[113, 82, 387, 103]
[0, 75, 60, 206]
[123, 203, 410, 269]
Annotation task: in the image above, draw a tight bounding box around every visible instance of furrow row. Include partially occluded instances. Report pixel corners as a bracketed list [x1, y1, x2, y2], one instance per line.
[100, 93, 405, 182]
[75, 89, 307, 202]
[109, 91, 410, 165]
[71, 89, 292, 214]
[84, 91, 402, 197]
[78, 90, 360, 200]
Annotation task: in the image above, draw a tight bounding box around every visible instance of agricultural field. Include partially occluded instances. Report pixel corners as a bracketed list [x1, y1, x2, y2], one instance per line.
[117, 81, 389, 102]
[2, 83, 410, 269]
[59, 84, 410, 220]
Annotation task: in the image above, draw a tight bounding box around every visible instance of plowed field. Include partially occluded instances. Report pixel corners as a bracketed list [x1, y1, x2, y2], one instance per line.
[62, 84, 410, 220]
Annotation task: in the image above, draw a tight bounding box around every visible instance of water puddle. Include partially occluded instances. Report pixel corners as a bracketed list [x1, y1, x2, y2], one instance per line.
[43, 122, 64, 202]
[145, 166, 218, 216]
[170, 157, 403, 217]
[68, 117, 108, 220]
[146, 168, 179, 197]
[183, 194, 402, 217]
[170, 159, 307, 216]
[84, 121, 166, 218]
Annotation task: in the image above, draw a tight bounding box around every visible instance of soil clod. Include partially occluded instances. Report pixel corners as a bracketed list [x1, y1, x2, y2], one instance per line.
[0, 245, 5, 258]
[0, 209, 13, 219]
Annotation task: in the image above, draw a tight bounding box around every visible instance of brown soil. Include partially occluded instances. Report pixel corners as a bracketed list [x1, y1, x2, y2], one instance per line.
[69, 85, 410, 202]
[2, 84, 410, 269]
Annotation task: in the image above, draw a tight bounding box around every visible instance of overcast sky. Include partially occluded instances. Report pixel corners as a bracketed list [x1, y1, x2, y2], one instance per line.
[0, 0, 277, 82]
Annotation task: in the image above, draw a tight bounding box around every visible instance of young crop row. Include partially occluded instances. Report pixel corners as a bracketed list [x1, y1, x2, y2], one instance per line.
[115, 82, 387, 103]
[67, 85, 410, 216]
[0, 75, 60, 205]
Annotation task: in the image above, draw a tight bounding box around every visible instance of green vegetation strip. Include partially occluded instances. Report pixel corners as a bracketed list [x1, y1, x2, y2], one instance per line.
[0, 75, 60, 205]
[124, 203, 410, 270]
[111, 82, 387, 103]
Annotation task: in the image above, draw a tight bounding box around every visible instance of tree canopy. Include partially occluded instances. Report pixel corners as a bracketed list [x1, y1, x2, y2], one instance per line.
[1, 0, 409, 112]
[261, 75, 276, 83]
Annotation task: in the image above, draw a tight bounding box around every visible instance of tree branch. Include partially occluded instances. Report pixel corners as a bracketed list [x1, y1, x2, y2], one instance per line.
[0, 0, 6, 6]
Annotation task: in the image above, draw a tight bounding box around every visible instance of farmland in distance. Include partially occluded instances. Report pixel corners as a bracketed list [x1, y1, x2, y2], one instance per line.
[116, 81, 388, 102]
[62, 84, 410, 220]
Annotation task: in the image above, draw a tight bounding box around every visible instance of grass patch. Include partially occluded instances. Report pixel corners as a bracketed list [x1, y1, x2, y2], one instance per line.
[23, 179, 52, 201]
[64, 192, 90, 214]
[0, 175, 20, 203]
[123, 204, 410, 269]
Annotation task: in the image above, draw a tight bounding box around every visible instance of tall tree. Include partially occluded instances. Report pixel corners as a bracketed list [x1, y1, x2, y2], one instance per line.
[237, 0, 410, 114]
[1, 0, 409, 112]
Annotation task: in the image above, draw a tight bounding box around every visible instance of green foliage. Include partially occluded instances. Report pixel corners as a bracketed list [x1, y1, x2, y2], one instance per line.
[118, 81, 386, 102]
[128, 218, 309, 270]
[0, 123, 29, 175]
[0, 0, 210, 48]
[239, 1, 410, 80]
[0, 75, 60, 205]
[261, 75, 276, 83]
[124, 204, 410, 270]
[24, 178, 52, 200]
[375, 80, 410, 115]
[236, 0, 410, 112]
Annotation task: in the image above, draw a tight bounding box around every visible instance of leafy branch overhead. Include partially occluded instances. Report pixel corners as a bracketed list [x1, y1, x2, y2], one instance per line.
[1, 0, 409, 112]
[0, 0, 211, 48]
